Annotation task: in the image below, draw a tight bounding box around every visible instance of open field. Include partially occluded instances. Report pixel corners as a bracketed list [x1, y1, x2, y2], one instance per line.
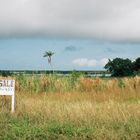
[0, 75, 140, 139]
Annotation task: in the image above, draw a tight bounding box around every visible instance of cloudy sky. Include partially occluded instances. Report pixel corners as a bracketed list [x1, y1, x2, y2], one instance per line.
[0, 0, 140, 70]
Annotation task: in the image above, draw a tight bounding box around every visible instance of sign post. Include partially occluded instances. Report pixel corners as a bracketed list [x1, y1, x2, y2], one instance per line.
[0, 79, 15, 113]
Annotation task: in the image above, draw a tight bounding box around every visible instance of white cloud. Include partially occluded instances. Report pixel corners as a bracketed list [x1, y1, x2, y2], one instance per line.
[73, 58, 108, 67]
[72, 58, 97, 67]
[88, 60, 97, 67]
[0, 0, 140, 42]
[72, 58, 89, 66]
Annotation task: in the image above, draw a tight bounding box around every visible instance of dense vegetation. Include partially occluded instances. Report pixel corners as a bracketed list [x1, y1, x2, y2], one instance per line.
[0, 75, 140, 139]
[105, 57, 140, 77]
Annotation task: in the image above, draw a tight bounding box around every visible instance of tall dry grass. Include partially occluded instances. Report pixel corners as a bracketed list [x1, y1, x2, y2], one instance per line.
[13, 92, 140, 122]
[13, 74, 140, 94]
[1, 75, 140, 122]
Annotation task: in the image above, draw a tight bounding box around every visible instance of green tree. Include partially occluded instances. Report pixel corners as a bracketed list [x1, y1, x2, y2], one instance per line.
[133, 57, 140, 71]
[43, 51, 55, 73]
[104, 58, 133, 77]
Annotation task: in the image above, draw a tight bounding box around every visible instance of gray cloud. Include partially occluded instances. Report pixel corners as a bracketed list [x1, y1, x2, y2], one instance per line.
[0, 0, 140, 42]
[65, 46, 77, 51]
[105, 48, 124, 53]
[65, 46, 82, 52]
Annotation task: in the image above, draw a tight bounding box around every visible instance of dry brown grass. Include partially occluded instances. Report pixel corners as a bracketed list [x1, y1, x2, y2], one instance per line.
[10, 91, 139, 125]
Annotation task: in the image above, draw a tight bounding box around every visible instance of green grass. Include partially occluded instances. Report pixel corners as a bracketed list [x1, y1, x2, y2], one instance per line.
[0, 113, 140, 140]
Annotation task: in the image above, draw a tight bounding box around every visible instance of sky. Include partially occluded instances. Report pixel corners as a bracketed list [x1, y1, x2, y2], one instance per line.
[0, 0, 140, 70]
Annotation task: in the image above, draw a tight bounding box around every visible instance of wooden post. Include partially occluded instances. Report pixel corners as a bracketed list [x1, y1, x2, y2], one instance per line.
[11, 94, 15, 113]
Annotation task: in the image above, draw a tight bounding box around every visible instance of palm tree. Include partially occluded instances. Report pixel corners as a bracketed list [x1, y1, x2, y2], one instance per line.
[43, 51, 54, 73]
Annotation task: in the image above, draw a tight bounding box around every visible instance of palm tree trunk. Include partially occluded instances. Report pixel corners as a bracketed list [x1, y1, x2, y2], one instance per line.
[50, 63, 54, 74]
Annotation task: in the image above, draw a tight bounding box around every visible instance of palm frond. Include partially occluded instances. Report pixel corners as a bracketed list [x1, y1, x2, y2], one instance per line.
[43, 54, 48, 57]
[43, 51, 54, 57]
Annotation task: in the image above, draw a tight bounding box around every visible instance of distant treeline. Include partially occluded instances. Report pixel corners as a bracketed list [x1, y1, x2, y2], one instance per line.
[0, 70, 110, 77]
[0, 57, 139, 77]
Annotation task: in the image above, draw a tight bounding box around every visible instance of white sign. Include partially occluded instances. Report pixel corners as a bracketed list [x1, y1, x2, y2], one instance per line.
[0, 79, 15, 113]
